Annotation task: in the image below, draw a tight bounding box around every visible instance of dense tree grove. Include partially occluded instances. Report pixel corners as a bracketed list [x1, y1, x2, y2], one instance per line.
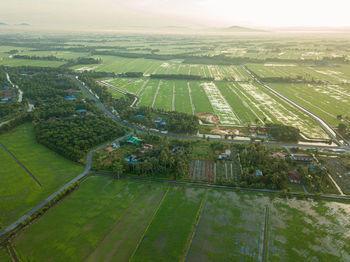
[238, 143, 290, 189]
[94, 135, 191, 180]
[35, 113, 124, 161]
[6, 69, 125, 162]
[265, 123, 300, 142]
[13, 55, 64, 61]
[0, 102, 22, 118]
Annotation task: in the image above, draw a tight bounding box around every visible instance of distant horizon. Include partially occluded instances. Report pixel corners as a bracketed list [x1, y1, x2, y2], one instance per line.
[1, 0, 350, 30]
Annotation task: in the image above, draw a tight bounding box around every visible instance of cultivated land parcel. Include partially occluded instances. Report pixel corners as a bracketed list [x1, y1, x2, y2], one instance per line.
[1, 32, 350, 261]
[11, 176, 350, 262]
[0, 123, 83, 229]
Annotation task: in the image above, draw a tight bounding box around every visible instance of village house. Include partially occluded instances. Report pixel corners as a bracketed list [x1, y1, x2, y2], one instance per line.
[219, 149, 231, 160]
[255, 169, 263, 176]
[270, 152, 286, 159]
[288, 171, 301, 184]
[290, 154, 313, 164]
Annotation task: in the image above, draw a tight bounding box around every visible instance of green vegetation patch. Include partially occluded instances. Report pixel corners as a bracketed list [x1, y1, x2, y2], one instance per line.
[0, 123, 83, 228]
[131, 185, 206, 262]
[14, 177, 166, 262]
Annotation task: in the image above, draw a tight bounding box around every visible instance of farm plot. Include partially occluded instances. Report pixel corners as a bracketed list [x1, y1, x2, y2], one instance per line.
[10, 178, 350, 262]
[268, 198, 350, 262]
[93, 55, 163, 73]
[201, 82, 240, 125]
[228, 82, 329, 139]
[14, 177, 167, 262]
[246, 63, 349, 84]
[108, 78, 149, 95]
[0, 58, 65, 68]
[138, 79, 160, 107]
[187, 189, 266, 261]
[188, 82, 214, 114]
[216, 81, 257, 124]
[174, 80, 192, 114]
[217, 65, 252, 81]
[0, 248, 11, 262]
[0, 123, 83, 228]
[188, 159, 240, 184]
[131, 185, 206, 262]
[268, 83, 350, 126]
[153, 80, 173, 111]
[188, 160, 216, 182]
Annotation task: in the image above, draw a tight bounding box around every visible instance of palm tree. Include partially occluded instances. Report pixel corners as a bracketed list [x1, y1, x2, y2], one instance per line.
[112, 162, 124, 179]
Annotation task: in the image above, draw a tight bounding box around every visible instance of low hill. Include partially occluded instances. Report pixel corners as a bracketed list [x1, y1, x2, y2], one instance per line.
[15, 23, 31, 26]
[0, 22, 8, 26]
[224, 25, 266, 32]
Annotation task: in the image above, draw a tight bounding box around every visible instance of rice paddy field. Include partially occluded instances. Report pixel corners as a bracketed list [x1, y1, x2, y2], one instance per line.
[10, 176, 350, 262]
[120, 76, 328, 138]
[0, 58, 65, 67]
[0, 123, 83, 229]
[268, 83, 350, 126]
[246, 63, 350, 84]
[0, 248, 11, 262]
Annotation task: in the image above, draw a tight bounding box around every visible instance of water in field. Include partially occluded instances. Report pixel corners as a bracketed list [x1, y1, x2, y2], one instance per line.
[187, 189, 350, 262]
[12, 178, 350, 262]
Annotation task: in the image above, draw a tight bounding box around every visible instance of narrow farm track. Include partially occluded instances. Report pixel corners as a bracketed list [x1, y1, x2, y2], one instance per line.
[129, 187, 170, 261]
[262, 206, 270, 262]
[98, 81, 127, 95]
[151, 80, 162, 108]
[181, 191, 208, 262]
[136, 79, 149, 96]
[7, 242, 19, 262]
[172, 82, 175, 111]
[187, 82, 195, 115]
[0, 143, 42, 187]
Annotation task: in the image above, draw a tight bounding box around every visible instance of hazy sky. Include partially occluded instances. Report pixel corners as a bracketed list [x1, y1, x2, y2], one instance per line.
[1, 0, 350, 28]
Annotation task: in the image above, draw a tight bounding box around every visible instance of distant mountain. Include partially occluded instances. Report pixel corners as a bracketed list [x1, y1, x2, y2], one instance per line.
[206, 25, 266, 33]
[0, 22, 8, 26]
[223, 26, 266, 32]
[15, 23, 30, 26]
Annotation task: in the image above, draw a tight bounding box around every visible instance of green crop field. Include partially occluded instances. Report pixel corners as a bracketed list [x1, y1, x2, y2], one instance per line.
[268, 83, 350, 126]
[174, 80, 193, 114]
[246, 63, 350, 84]
[11, 177, 350, 262]
[0, 58, 65, 67]
[91, 55, 163, 73]
[153, 80, 173, 111]
[223, 82, 328, 138]
[138, 79, 160, 107]
[19, 50, 90, 60]
[0, 248, 11, 262]
[189, 81, 214, 114]
[0, 123, 83, 228]
[131, 185, 206, 261]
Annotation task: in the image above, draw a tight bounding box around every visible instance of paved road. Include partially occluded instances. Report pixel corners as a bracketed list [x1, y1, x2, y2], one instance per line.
[73, 75, 350, 153]
[0, 135, 129, 240]
[242, 65, 347, 147]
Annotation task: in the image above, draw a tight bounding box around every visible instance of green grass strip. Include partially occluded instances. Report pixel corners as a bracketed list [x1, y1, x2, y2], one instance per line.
[129, 186, 170, 262]
[181, 190, 208, 262]
[262, 206, 270, 262]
